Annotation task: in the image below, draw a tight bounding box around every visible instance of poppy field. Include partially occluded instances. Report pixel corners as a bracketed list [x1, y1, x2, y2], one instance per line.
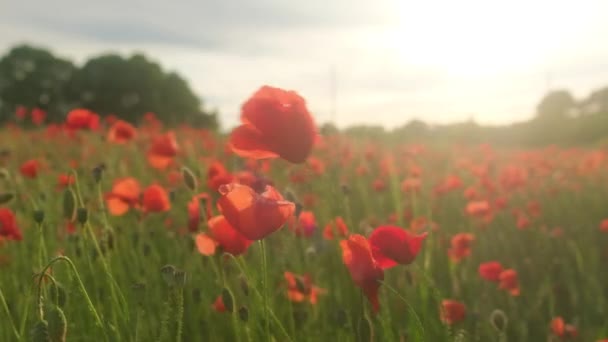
[1, 86, 608, 342]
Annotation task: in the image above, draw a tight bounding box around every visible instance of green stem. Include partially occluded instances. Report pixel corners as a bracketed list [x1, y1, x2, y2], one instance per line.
[259, 240, 270, 341]
[36, 256, 107, 340]
[175, 289, 184, 342]
[380, 281, 425, 341]
[0, 286, 20, 340]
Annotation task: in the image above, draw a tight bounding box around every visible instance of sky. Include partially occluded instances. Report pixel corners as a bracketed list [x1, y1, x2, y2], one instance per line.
[1, 0, 608, 130]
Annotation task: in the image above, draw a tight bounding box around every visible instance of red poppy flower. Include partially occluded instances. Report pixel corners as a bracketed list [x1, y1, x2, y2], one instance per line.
[284, 271, 326, 304]
[15, 106, 27, 120]
[551, 317, 578, 339]
[147, 132, 179, 169]
[478, 261, 503, 282]
[448, 233, 475, 262]
[217, 183, 295, 240]
[207, 161, 234, 191]
[289, 211, 317, 237]
[212, 295, 226, 313]
[372, 178, 386, 192]
[368, 226, 427, 269]
[401, 177, 421, 193]
[229, 86, 317, 164]
[142, 184, 171, 213]
[105, 178, 141, 216]
[31, 108, 46, 126]
[466, 200, 491, 217]
[65, 108, 100, 131]
[107, 120, 136, 144]
[323, 216, 349, 240]
[20, 159, 41, 178]
[440, 300, 466, 325]
[0, 208, 22, 241]
[600, 219, 608, 232]
[187, 193, 212, 232]
[56, 174, 75, 190]
[340, 234, 384, 312]
[498, 269, 520, 296]
[195, 215, 252, 256]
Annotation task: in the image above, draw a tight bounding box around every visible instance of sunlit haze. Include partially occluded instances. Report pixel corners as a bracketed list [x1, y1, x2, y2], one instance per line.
[1, 0, 607, 130]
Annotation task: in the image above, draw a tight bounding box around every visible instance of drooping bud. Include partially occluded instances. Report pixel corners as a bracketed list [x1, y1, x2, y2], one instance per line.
[47, 305, 67, 342]
[238, 306, 249, 322]
[221, 288, 234, 313]
[181, 167, 198, 192]
[239, 275, 249, 297]
[91, 164, 106, 184]
[30, 319, 50, 342]
[0, 192, 14, 204]
[490, 309, 508, 333]
[62, 189, 76, 221]
[76, 208, 88, 225]
[33, 209, 45, 224]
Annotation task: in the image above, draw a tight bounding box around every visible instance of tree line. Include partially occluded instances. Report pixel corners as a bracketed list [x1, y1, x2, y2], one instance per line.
[0, 44, 218, 128]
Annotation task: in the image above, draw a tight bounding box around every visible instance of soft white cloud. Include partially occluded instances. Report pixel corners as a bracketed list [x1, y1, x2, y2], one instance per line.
[1, 0, 607, 130]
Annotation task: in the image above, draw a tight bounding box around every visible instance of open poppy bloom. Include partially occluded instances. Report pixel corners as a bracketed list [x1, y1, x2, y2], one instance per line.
[478, 261, 503, 282]
[229, 86, 317, 164]
[498, 269, 520, 296]
[146, 132, 179, 169]
[142, 184, 171, 213]
[195, 215, 253, 256]
[217, 183, 295, 240]
[368, 226, 427, 269]
[20, 159, 41, 178]
[440, 300, 466, 325]
[0, 208, 22, 241]
[187, 193, 212, 232]
[212, 295, 226, 313]
[107, 120, 136, 144]
[65, 108, 100, 131]
[323, 216, 349, 240]
[448, 233, 475, 262]
[105, 178, 141, 216]
[31, 108, 46, 126]
[340, 234, 384, 312]
[284, 271, 326, 304]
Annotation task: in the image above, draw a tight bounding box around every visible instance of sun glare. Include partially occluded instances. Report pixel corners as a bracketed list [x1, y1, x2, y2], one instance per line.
[389, 0, 588, 76]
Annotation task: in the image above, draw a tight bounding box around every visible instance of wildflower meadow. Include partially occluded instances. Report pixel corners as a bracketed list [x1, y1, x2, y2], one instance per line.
[1, 86, 608, 342]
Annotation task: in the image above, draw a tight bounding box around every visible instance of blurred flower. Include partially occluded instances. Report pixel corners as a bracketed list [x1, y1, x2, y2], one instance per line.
[498, 269, 520, 296]
[147, 132, 179, 169]
[105, 178, 141, 216]
[187, 193, 212, 232]
[0, 208, 22, 241]
[20, 159, 41, 178]
[323, 217, 349, 240]
[65, 108, 100, 131]
[448, 233, 475, 262]
[284, 271, 326, 304]
[440, 300, 466, 325]
[107, 120, 136, 144]
[142, 184, 170, 213]
[289, 211, 317, 238]
[478, 261, 503, 282]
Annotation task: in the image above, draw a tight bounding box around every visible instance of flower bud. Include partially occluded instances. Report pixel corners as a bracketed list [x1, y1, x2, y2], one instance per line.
[181, 167, 198, 192]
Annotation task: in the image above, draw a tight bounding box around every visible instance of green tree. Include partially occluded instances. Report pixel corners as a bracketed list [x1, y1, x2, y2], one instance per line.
[536, 89, 576, 120]
[67, 53, 217, 127]
[0, 45, 75, 121]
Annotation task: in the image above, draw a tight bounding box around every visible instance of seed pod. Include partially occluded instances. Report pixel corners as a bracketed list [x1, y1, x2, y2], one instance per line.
[239, 275, 249, 296]
[174, 269, 187, 289]
[490, 309, 508, 333]
[33, 210, 45, 224]
[91, 164, 106, 183]
[221, 288, 234, 313]
[62, 189, 76, 221]
[47, 305, 67, 342]
[238, 306, 249, 322]
[160, 265, 176, 287]
[181, 167, 198, 192]
[0, 192, 14, 204]
[76, 208, 88, 225]
[50, 282, 68, 308]
[30, 319, 50, 342]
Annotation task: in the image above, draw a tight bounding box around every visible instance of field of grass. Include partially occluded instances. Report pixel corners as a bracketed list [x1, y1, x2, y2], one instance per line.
[1, 103, 608, 342]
